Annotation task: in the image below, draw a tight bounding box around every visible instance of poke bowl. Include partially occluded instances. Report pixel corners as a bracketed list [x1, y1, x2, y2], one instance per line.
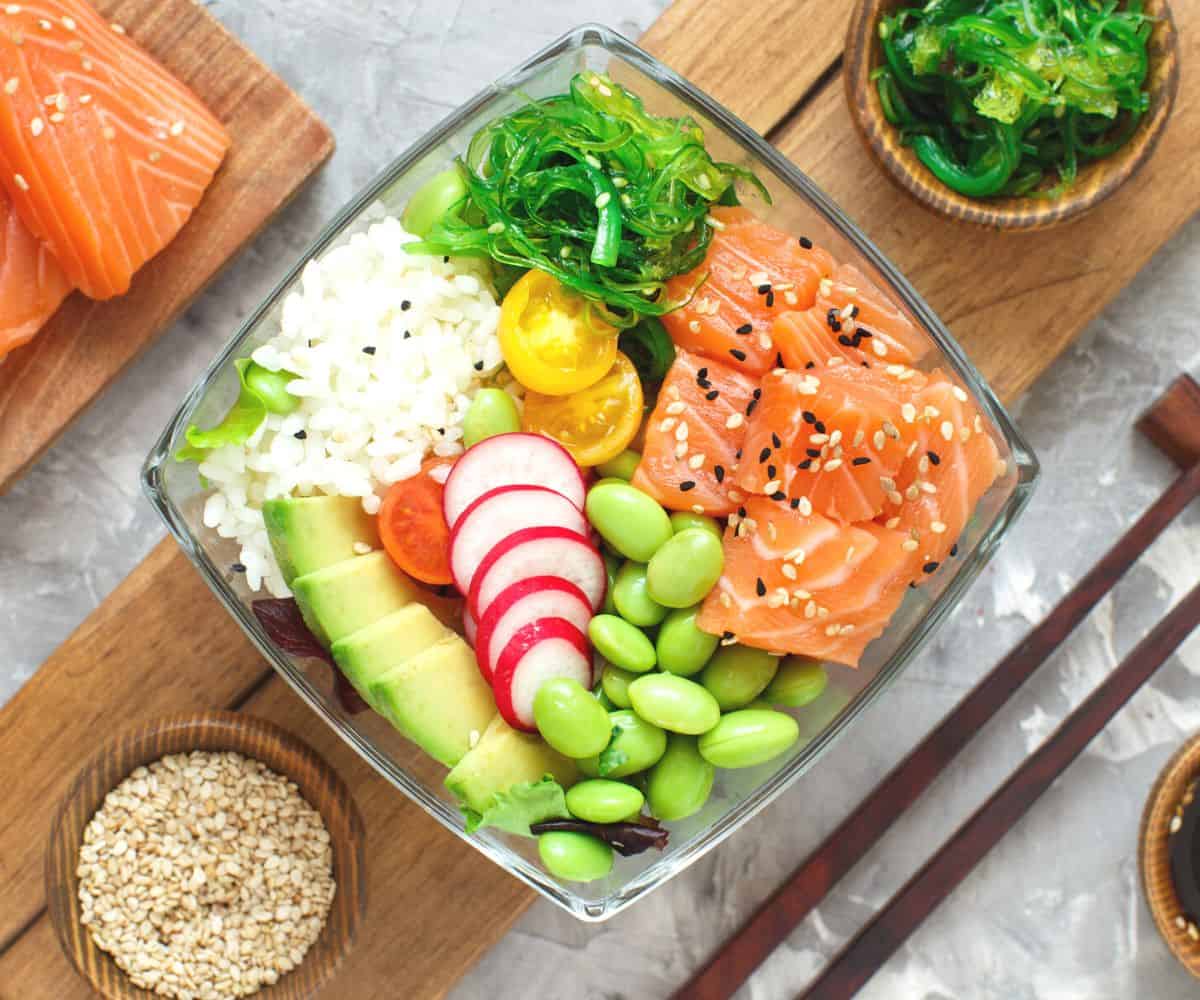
[142, 24, 1038, 921]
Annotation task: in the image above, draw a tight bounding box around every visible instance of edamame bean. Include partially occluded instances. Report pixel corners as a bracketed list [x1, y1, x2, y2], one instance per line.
[533, 678, 612, 759]
[462, 388, 520, 447]
[401, 167, 468, 238]
[601, 662, 637, 708]
[647, 734, 715, 821]
[646, 528, 724, 608]
[698, 709, 800, 769]
[628, 674, 721, 735]
[565, 779, 645, 824]
[612, 561, 668, 626]
[764, 657, 828, 708]
[578, 709, 667, 778]
[699, 646, 781, 711]
[244, 363, 299, 415]
[538, 831, 613, 883]
[656, 606, 719, 677]
[588, 615, 656, 673]
[669, 511, 722, 538]
[595, 449, 642, 482]
[602, 551, 621, 615]
[585, 482, 673, 562]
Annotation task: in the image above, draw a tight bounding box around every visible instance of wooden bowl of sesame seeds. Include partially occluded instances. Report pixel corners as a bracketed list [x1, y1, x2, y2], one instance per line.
[1139, 731, 1200, 979]
[45, 711, 367, 1000]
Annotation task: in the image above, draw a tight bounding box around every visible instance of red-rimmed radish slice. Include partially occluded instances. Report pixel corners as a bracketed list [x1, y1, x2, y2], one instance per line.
[492, 617, 592, 731]
[463, 606, 477, 647]
[449, 485, 588, 595]
[468, 526, 606, 622]
[473, 575, 593, 682]
[442, 433, 586, 528]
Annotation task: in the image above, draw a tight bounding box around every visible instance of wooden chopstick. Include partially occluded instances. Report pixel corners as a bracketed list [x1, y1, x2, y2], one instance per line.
[675, 461, 1200, 1000]
[803, 579, 1200, 999]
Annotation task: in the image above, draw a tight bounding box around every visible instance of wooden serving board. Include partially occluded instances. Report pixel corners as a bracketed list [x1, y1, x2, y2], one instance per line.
[4, 1, 1200, 996]
[0, 0, 334, 493]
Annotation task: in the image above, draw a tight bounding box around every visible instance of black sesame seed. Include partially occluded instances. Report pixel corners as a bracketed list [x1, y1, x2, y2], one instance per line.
[697, 367, 708, 380]
[738, 506, 747, 518]
[722, 631, 735, 641]
[805, 361, 816, 370]
[802, 410, 816, 424]
[765, 291, 775, 308]
[474, 361, 484, 371]
[403, 330, 411, 340]
[307, 339, 314, 348]
[798, 460, 812, 471]
[775, 351, 785, 368]
[923, 561, 940, 574]
[745, 398, 759, 417]
[850, 305, 860, 319]
[753, 388, 762, 400]
[714, 465, 726, 483]
[443, 255, 450, 263]
[755, 578, 767, 597]
[705, 389, 719, 401]
[736, 323, 753, 335]
[861, 361, 870, 368]
[730, 349, 747, 362]
[230, 562, 246, 573]
[814, 420, 826, 434]
[680, 480, 696, 492]
[950, 543, 959, 557]
[771, 432, 783, 449]
[799, 236, 813, 249]
[789, 497, 801, 510]
[837, 334, 853, 347]
[294, 429, 307, 440]
[852, 456, 871, 466]
[362, 345, 377, 355]
[927, 450, 942, 466]
[806, 448, 821, 458]
[757, 283, 771, 295]
[735, 450, 743, 461]
[856, 327, 873, 338]
[401, 300, 412, 311]
[437, 428, 445, 436]
[758, 447, 772, 463]
[767, 464, 777, 479]
[770, 491, 786, 501]
[698, 378, 712, 390]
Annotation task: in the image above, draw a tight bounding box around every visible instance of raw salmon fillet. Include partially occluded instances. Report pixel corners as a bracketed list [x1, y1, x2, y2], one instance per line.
[880, 371, 1006, 578]
[696, 497, 920, 666]
[0, 0, 231, 299]
[772, 308, 876, 371]
[632, 350, 757, 517]
[815, 264, 930, 366]
[662, 206, 834, 376]
[0, 187, 71, 357]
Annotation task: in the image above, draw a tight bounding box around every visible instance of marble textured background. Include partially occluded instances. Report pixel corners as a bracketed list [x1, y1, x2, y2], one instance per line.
[2, 1, 1199, 996]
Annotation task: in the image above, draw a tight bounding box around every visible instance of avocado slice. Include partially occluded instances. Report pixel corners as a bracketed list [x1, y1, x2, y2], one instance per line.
[291, 551, 419, 647]
[263, 494, 380, 586]
[445, 716, 579, 814]
[332, 603, 450, 708]
[369, 637, 497, 767]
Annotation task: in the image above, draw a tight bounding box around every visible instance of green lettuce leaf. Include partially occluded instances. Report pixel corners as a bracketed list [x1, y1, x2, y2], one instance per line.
[462, 776, 569, 837]
[597, 725, 629, 777]
[176, 359, 298, 463]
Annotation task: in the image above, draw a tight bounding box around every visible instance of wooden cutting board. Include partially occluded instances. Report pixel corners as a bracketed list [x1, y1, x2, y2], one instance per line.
[4, 1, 1200, 996]
[0, 0, 334, 493]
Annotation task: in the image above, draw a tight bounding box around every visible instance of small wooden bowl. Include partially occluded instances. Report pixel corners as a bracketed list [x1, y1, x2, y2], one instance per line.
[1139, 731, 1200, 979]
[844, 0, 1180, 231]
[45, 711, 368, 1000]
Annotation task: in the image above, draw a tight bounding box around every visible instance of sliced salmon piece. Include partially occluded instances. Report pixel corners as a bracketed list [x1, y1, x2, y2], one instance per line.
[881, 371, 1006, 579]
[696, 497, 920, 666]
[735, 364, 924, 524]
[815, 264, 929, 366]
[662, 206, 834, 376]
[631, 349, 757, 516]
[0, 188, 72, 357]
[0, 0, 231, 299]
[772, 308, 877, 370]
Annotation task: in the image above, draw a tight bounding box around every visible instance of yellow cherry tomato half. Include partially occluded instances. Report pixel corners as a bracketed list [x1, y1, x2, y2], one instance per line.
[499, 269, 618, 396]
[523, 352, 644, 467]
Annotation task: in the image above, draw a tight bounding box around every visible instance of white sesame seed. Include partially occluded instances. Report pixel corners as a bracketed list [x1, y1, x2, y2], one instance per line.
[960, 425, 973, 443]
[873, 340, 888, 357]
[3, 77, 17, 95]
[674, 422, 689, 442]
[719, 591, 733, 608]
[726, 413, 744, 430]
[3, 4, 20, 13]
[785, 547, 806, 563]
[763, 479, 781, 494]
[885, 516, 900, 529]
[805, 600, 817, 619]
[352, 541, 372, 555]
[781, 563, 797, 580]
[902, 539, 918, 552]
[37, 17, 50, 29]
[930, 521, 947, 534]
[688, 319, 701, 333]
[665, 401, 686, 416]
[920, 481, 938, 494]
[688, 453, 705, 470]
[824, 458, 843, 471]
[952, 386, 969, 402]
[905, 484, 920, 501]
[798, 497, 812, 516]
[674, 441, 688, 459]
[691, 504, 705, 514]
[1171, 814, 1183, 834]
[882, 421, 900, 440]
[148, 151, 161, 164]
[13, 173, 28, 191]
[78, 93, 91, 105]
[940, 420, 954, 441]
[901, 403, 917, 423]
[758, 333, 773, 351]
[594, 191, 611, 209]
[809, 432, 829, 444]
[659, 417, 677, 433]
[819, 278, 833, 296]
[61, 14, 75, 29]
[110, 21, 125, 33]
[873, 430, 886, 451]
[29, 117, 42, 136]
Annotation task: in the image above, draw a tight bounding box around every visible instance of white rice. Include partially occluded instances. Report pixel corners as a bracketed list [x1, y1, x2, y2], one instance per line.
[198, 215, 513, 597]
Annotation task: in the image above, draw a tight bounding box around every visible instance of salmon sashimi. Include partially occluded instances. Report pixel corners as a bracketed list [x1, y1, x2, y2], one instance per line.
[881, 371, 1006, 579]
[0, 188, 72, 357]
[662, 206, 835, 376]
[0, 0, 231, 299]
[815, 264, 930, 366]
[772, 308, 878, 370]
[696, 497, 920, 666]
[735, 364, 924, 524]
[631, 350, 757, 516]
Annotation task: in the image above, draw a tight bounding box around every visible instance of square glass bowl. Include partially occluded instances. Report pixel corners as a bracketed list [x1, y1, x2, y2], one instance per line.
[142, 24, 1038, 920]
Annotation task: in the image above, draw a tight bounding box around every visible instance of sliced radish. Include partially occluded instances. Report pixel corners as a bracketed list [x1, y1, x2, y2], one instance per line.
[473, 576, 593, 682]
[492, 617, 592, 731]
[449, 485, 588, 595]
[468, 526, 606, 622]
[442, 433, 586, 528]
[462, 606, 477, 647]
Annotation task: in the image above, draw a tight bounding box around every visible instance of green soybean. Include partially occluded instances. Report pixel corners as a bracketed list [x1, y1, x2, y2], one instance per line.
[566, 780, 645, 824]
[538, 831, 613, 883]
[700, 646, 781, 711]
[402, 166, 468, 238]
[656, 606, 719, 677]
[585, 482, 673, 562]
[244, 364, 299, 415]
[646, 528, 724, 608]
[647, 734, 715, 821]
[595, 449, 642, 482]
[462, 388, 520, 447]
[601, 552, 621, 615]
[669, 511, 722, 538]
[533, 678, 612, 759]
[764, 657, 829, 708]
[601, 662, 637, 709]
[612, 561, 668, 627]
[698, 709, 800, 769]
[628, 674, 720, 735]
[588, 615, 656, 673]
[578, 709, 667, 778]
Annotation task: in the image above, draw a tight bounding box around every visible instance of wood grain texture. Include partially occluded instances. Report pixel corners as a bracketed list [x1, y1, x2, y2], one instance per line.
[1140, 731, 1200, 981]
[843, 0, 1179, 231]
[45, 712, 367, 1000]
[0, 0, 334, 494]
